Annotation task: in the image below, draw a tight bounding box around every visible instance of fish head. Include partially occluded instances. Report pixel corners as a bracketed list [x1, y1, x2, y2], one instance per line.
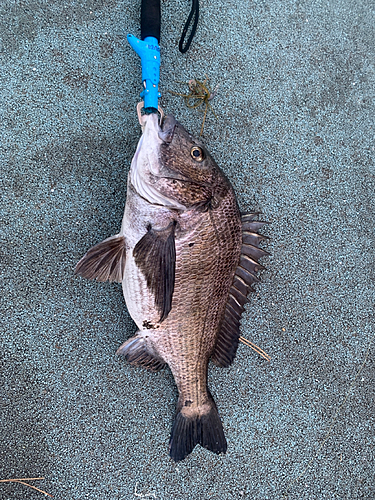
[158, 115, 231, 210]
[130, 113, 229, 211]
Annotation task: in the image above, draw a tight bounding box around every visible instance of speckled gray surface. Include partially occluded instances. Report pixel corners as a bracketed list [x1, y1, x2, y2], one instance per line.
[1, 0, 374, 498]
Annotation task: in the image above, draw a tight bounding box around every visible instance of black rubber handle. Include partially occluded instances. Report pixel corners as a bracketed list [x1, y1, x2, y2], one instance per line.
[141, 0, 161, 42]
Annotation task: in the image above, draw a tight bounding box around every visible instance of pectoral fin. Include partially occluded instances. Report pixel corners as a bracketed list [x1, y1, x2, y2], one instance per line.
[75, 235, 126, 283]
[133, 221, 176, 322]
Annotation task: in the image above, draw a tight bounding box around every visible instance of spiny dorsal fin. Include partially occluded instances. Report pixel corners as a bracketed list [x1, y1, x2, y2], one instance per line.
[133, 221, 176, 323]
[211, 213, 269, 368]
[75, 234, 126, 283]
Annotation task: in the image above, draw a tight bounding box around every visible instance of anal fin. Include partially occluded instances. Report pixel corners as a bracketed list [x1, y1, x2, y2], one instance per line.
[211, 213, 269, 368]
[75, 234, 126, 283]
[116, 335, 166, 372]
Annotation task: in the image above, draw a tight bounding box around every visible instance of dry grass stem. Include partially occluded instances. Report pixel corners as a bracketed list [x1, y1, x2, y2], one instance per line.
[0, 477, 52, 497]
[239, 336, 270, 362]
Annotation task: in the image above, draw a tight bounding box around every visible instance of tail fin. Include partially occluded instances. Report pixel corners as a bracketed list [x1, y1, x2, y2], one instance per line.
[169, 396, 227, 462]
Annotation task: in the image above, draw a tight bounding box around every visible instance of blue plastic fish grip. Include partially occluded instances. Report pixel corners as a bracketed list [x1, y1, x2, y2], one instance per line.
[128, 34, 161, 113]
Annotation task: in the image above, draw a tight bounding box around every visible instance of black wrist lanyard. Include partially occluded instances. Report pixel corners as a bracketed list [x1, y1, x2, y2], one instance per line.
[179, 0, 200, 53]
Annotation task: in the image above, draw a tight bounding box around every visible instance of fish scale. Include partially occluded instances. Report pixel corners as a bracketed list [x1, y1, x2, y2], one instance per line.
[75, 113, 268, 461]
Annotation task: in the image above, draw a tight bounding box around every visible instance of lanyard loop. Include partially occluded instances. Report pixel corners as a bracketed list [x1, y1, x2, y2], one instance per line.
[179, 0, 200, 53]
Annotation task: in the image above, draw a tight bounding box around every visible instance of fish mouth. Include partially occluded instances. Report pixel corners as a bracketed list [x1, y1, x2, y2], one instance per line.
[158, 115, 177, 144]
[129, 113, 187, 210]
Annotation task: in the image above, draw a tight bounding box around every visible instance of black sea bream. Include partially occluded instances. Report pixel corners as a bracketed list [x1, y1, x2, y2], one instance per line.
[75, 113, 268, 461]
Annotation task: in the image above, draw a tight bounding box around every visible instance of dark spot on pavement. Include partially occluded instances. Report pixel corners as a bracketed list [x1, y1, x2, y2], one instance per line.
[63, 69, 91, 89]
[314, 135, 324, 145]
[100, 42, 114, 58]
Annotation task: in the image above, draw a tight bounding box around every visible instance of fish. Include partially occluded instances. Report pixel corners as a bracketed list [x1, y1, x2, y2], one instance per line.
[75, 113, 268, 461]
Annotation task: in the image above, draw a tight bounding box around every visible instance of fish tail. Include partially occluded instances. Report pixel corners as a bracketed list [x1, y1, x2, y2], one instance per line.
[169, 395, 227, 462]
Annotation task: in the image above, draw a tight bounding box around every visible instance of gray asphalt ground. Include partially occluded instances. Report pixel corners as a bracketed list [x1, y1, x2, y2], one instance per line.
[1, 0, 374, 498]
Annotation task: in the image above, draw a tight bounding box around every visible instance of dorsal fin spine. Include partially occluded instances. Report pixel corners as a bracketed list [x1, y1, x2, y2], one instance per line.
[229, 293, 242, 308]
[238, 265, 260, 283]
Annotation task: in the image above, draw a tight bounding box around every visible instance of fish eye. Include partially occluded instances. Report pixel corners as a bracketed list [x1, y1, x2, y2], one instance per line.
[190, 146, 205, 162]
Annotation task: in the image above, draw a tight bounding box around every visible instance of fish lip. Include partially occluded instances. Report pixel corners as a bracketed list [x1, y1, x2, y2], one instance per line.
[158, 115, 177, 143]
